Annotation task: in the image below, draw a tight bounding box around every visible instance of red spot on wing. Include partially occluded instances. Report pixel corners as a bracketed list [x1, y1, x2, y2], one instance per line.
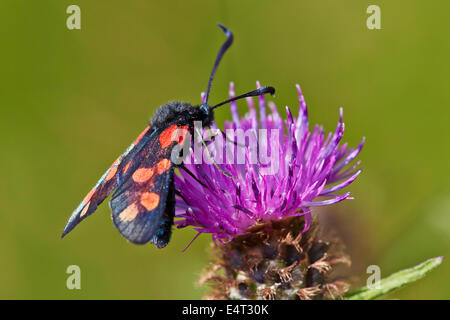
[123, 161, 132, 174]
[83, 188, 96, 205]
[106, 167, 118, 181]
[105, 155, 122, 181]
[156, 159, 171, 174]
[80, 202, 90, 217]
[159, 125, 178, 149]
[177, 125, 188, 145]
[132, 168, 154, 183]
[140, 192, 160, 211]
[159, 125, 189, 149]
[118, 203, 139, 222]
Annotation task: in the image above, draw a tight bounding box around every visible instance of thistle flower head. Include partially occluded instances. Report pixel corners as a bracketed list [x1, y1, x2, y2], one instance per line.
[174, 82, 364, 245]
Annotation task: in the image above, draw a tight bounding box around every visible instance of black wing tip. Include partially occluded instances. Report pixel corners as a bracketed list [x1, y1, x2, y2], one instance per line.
[61, 218, 79, 239]
[112, 222, 170, 247]
[61, 225, 71, 239]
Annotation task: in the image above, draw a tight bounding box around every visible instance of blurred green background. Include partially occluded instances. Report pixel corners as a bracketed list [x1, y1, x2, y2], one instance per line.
[0, 0, 448, 299]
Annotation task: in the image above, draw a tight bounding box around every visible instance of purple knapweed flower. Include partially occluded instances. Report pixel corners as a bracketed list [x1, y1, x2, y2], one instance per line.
[174, 82, 364, 246]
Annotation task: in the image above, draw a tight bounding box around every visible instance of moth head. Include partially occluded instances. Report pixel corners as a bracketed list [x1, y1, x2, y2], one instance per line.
[198, 103, 214, 128]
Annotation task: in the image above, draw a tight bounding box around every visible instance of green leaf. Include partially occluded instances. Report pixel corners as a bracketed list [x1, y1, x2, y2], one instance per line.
[345, 256, 444, 300]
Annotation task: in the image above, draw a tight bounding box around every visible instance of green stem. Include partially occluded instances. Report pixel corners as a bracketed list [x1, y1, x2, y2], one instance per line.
[345, 256, 444, 300]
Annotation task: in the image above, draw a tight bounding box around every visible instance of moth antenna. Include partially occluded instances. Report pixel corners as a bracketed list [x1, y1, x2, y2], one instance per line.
[212, 86, 275, 110]
[204, 23, 233, 105]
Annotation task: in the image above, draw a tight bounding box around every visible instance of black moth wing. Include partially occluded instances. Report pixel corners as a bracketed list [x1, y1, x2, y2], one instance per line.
[110, 123, 189, 246]
[62, 125, 153, 238]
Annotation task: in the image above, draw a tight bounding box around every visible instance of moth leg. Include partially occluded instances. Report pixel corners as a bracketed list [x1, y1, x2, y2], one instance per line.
[220, 129, 245, 147]
[201, 127, 220, 146]
[195, 127, 236, 179]
[203, 127, 244, 147]
[175, 189, 189, 204]
[178, 163, 208, 189]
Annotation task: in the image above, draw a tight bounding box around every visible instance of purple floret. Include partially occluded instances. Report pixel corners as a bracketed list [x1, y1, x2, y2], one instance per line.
[174, 82, 364, 246]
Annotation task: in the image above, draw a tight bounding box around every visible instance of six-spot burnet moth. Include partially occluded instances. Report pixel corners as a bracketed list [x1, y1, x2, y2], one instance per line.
[61, 24, 275, 248]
